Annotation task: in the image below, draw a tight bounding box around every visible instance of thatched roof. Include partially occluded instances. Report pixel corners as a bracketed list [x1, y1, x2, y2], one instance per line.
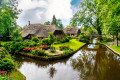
[63, 27, 80, 34]
[21, 24, 61, 38]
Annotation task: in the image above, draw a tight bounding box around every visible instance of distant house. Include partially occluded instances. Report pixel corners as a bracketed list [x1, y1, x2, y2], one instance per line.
[21, 24, 65, 40]
[63, 27, 81, 37]
[0, 34, 3, 41]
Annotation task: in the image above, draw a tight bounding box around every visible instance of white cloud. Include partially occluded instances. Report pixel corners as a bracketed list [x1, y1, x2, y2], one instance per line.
[17, 0, 74, 27]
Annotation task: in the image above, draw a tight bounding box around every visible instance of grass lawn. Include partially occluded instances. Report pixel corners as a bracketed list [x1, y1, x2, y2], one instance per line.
[53, 39, 86, 51]
[100, 40, 108, 44]
[109, 45, 120, 53]
[10, 69, 26, 80]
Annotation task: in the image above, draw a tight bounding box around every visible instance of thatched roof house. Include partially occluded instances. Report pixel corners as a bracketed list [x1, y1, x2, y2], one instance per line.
[21, 24, 65, 40]
[63, 27, 81, 37]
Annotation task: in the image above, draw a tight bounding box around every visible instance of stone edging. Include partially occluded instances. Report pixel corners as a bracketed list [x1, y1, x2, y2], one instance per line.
[101, 44, 120, 56]
[17, 43, 87, 61]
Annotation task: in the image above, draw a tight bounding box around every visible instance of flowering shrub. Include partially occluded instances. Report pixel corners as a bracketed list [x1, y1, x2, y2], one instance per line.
[59, 45, 70, 50]
[39, 44, 48, 50]
[0, 71, 12, 80]
[60, 50, 72, 56]
[0, 47, 15, 71]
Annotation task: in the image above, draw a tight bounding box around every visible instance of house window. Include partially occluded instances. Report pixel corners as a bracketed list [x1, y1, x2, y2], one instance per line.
[71, 34, 74, 36]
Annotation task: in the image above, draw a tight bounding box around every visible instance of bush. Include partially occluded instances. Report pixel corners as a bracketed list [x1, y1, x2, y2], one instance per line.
[23, 42, 31, 46]
[50, 47, 56, 53]
[79, 33, 89, 43]
[60, 36, 70, 43]
[59, 45, 70, 50]
[0, 58, 14, 71]
[4, 42, 23, 54]
[17, 46, 26, 52]
[31, 50, 37, 55]
[36, 49, 48, 56]
[0, 72, 12, 80]
[79, 38, 89, 43]
[41, 38, 51, 45]
[0, 47, 10, 58]
[32, 36, 39, 42]
[61, 50, 72, 56]
[49, 32, 56, 44]
[29, 42, 38, 47]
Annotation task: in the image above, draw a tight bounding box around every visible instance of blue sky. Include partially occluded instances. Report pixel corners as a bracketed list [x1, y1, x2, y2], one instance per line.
[71, 0, 82, 6]
[16, 0, 82, 27]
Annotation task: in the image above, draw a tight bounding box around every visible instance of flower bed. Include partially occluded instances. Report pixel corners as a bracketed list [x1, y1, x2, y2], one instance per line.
[59, 45, 70, 50]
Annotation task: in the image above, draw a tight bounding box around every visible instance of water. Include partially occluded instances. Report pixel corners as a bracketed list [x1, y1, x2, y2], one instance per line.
[14, 39, 120, 80]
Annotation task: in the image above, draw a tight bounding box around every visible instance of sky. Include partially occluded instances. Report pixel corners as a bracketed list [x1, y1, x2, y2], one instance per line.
[16, 0, 82, 27]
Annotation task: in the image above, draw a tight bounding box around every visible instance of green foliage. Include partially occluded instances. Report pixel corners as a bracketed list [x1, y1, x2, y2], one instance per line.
[36, 49, 48, 56]
[41, 38, 51, 45]
[0, 58, 14, 71]
[59, 35, 71, 43]
[61, 50, 72, 56]
[49, 32, 56, 44]
[11, 29, 23, 42]
[32, 36, 39, 42]
[28, 42, 38, 47]
[0, 47, 10, 58]
[0, 0, 21, 41]
[59, 45, 70, 51]
[44, 21, 50, 25]
[0, 47, 14, 71]
[79, 33, 89, 43]
[4, 42, 23, 54]
[70, 0, 102, 35]
[51, 15, 64, 29]
[50, 47, 56, 53]
[51, 15, 57, 25]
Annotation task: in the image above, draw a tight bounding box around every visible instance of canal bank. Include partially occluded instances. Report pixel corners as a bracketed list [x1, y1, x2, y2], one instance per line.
[14, 41, 120, 80]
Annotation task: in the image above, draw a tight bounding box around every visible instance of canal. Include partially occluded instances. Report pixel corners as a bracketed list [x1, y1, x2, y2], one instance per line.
[14, 39, 120, 80]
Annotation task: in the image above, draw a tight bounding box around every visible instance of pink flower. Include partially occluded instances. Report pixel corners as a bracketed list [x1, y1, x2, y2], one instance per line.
[1, 71, 7, 73]
[9, 77, 12, 78]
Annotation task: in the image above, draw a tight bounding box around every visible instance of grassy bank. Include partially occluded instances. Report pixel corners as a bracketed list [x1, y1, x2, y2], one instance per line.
[109, 45, 120, 53]
[10, 69, 26, 80]
[53, 39, 85, 50]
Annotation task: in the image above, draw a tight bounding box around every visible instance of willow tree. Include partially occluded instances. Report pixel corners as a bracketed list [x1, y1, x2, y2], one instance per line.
[70, 0, 103, 35]
[97, 0, 120, 46]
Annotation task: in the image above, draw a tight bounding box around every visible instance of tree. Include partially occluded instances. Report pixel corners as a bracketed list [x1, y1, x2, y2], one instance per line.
[70, 0, 102, 35]
[44, 21, 50, 25]
[56, 19, 64, 29]
[11, 29, 22, 41]
[97, 0, 120, 46]
[0, 0, 21, 41]
[51, 15, 57, 25]
[51, 15, 64, 29]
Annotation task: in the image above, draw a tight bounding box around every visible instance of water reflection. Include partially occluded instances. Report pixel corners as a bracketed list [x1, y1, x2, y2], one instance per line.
[14, 44, 120, 80]
[71, 45, 120, 80]
[48, 67, 57, 78]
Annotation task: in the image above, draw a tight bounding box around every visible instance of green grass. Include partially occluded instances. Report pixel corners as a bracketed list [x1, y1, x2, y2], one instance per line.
[100, 40, 108, 44]
[53, 39, 86, 50]
[10, 69, 26, 80]
[109, 45, 120, 53]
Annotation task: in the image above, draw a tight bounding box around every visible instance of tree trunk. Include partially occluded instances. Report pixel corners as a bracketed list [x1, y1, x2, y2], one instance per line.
[116, 30, 118, 46]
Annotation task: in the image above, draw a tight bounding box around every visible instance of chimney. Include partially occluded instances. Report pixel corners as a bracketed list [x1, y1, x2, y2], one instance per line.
[28, 21, 30, 25]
